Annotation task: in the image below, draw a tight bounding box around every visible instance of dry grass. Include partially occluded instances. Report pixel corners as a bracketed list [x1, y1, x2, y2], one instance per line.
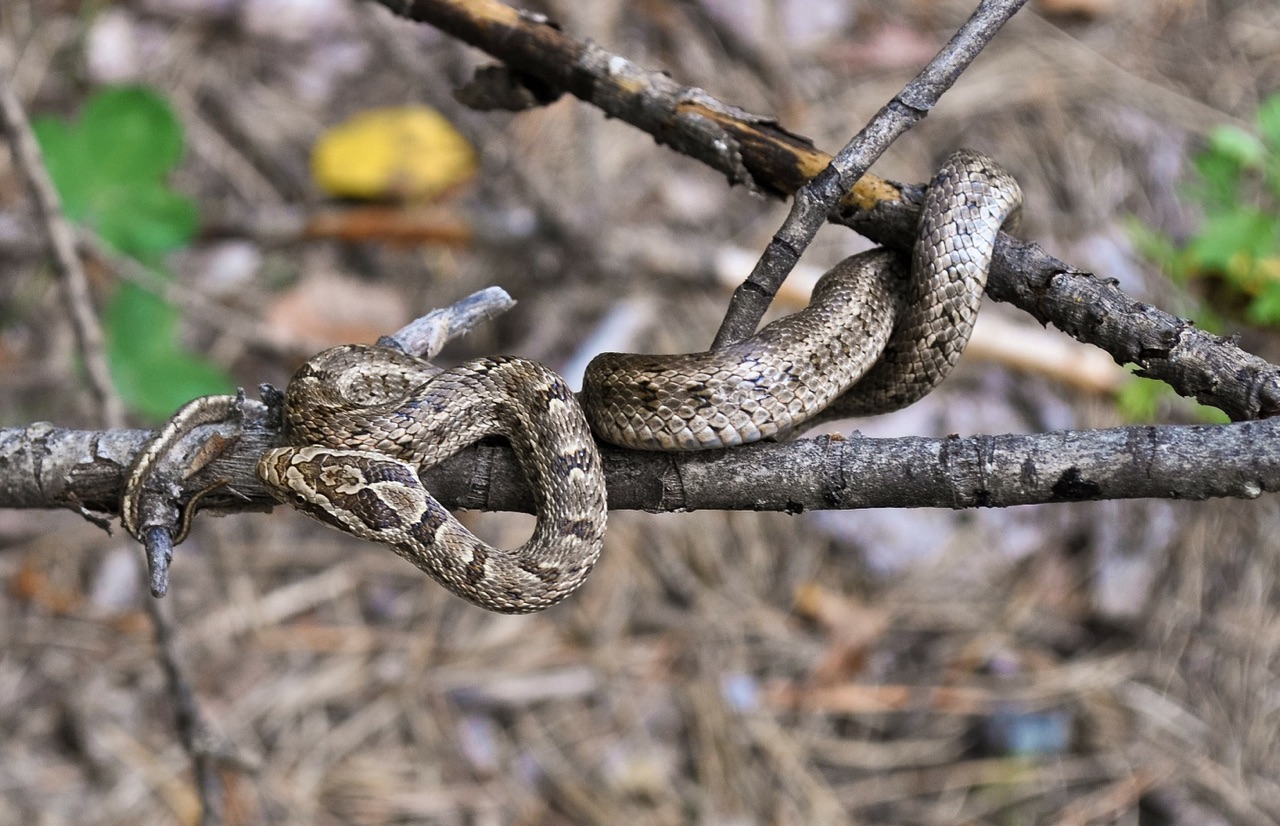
[2, 0, 1279, 823]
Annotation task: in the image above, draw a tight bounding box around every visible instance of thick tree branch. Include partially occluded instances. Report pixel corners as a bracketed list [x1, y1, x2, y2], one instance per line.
[1, 417, 1275, 524]
[370, 0, 1280, 422]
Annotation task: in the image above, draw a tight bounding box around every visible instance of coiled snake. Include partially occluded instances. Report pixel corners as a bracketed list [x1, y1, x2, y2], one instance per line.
[145, 150, 1021, 613]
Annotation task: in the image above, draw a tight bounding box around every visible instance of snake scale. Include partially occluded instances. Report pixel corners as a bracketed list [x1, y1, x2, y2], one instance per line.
[255, 149, 1021, 613]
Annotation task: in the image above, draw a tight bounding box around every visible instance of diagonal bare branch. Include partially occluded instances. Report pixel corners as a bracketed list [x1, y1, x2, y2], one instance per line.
[370, 0, 1280, 423]
[713, 0, 1029, 349]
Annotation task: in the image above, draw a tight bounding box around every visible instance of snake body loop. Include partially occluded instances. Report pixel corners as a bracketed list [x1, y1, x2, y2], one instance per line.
[581, 149, 1022, 448]
[258, 348, 606, 613]
[257, 149, 1020, 612]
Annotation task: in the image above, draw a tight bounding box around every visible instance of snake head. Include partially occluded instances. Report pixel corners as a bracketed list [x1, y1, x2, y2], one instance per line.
[283, 344, 441, 443]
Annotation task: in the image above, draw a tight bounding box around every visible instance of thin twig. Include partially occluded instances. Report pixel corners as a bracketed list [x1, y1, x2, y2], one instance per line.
[146, 595, 225, 826]
[0, 48, 124, 428]
[380, 285, 516, 357]
[712, 0, 1029, 348]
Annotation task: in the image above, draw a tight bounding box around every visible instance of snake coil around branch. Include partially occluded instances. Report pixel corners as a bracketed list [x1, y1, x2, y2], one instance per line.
[126, 150, 1021, 613]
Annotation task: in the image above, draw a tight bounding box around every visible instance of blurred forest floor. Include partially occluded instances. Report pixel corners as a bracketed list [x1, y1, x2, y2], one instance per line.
[1, 0, 1279, 823]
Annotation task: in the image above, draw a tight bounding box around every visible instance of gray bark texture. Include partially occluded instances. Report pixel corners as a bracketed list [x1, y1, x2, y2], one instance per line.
[1, 416, 1275, 526]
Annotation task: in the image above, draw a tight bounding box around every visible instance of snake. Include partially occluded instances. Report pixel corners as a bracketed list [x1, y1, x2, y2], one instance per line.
[251, 149, 1021, 613]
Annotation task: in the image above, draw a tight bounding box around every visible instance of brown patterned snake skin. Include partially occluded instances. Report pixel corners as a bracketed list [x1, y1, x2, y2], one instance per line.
[256, 149, 1021, 613]
[257, 351, 608, 613]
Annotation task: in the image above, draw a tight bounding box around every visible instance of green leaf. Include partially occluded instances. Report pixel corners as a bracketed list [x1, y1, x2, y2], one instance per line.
[1190, 148, 1243, 210]
[119, 352, 235, 421]
[1195, 404, 1231, 425]
[1187, 209, 1275, 274]
[35, 86, 224, 419]
[1258, 93, 1280, 149]
[1207, 125, 1265, 169]
[1267, 153, 1280, 201]
[1246, 278, 1280, 326]
[105, 282, 174, 362]
[33, 85, 195, 257]
[80, 86, 185, 181]
[31, 115, 97, 221]
[1116, 375, 1165, 422]
[1117, 372, 1231, 425]
[105, 284, 233, 419]
[90, 183, 198, 258]
[1124, 95, 1280, 418]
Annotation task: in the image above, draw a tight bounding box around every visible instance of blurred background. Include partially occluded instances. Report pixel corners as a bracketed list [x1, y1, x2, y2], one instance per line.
[1, 0, 1279, 822]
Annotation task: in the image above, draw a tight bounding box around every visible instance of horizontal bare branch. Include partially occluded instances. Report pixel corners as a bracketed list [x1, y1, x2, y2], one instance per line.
[1, 417, 1275, 528]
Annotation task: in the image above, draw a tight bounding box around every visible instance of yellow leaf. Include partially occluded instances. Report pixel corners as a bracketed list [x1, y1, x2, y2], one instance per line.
[311, 106, 477, 201]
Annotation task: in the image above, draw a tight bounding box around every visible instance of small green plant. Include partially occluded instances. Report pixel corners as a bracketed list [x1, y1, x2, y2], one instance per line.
[1115, 372, 1228, 424]
[1125, 93, 1280, 421]
[1131, 94, 1280, 329]
[33, 85, 231, 419]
